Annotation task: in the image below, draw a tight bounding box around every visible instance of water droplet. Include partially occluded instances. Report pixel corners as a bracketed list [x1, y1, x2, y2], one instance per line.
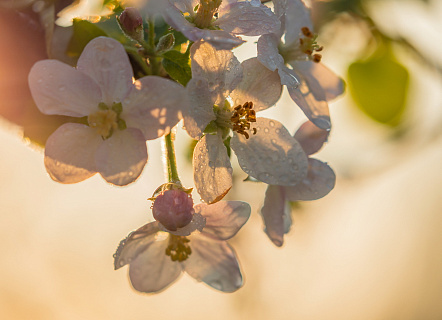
[269, 121, 275, 127]
[264, 128, 269, 133]
[271, 139, 276, 144]
[59, 86, 66, 91]
[119, 260, 125, 267]
[275, 128, 280, 134]
[208, 161, 214, 167]
[37, 79, 43, 83]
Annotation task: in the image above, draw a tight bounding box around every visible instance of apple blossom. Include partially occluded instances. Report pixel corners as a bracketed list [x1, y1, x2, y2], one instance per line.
[28, 36, 187, 185]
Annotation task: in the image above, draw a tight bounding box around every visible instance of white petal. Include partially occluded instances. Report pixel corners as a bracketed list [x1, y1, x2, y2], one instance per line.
[294, 120, 329, 155]
[216, 2, 280, 36]
[257, 33, 285, 72]
[183, 235, 243, 292]
[183, 77, 217, 139]
[44, 123, 100, 183]
[113, 221, 161, 270]
[29, 60, 101, 116]
[285, 158, 336, 201]
[284, 0, 313, 46]
[193, 134, 233, 204]
[230, 58, 282, 112]
[293, 61, 345, 101]
[231, 117, 309, 186]
[129, 236, 182, 293]
[191, 41, 243, 104]
[287, 79, 331, 130]
[260, 185, 291, 247]
[77, 37, 134, 105]
[200, 29, 245, 51]
[95, 128, 147, 186]
[123, 76, 186, 140]
[196, 201, 251, 240]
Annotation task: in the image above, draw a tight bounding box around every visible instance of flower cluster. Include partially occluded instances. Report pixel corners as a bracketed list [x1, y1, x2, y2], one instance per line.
[27, 0, 344, 293]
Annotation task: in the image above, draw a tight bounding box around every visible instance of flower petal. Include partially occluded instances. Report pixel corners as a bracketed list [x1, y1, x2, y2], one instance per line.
[287, 79, 331, 130]
[95, 128, 147, 186]
[260, 185, 291, 247]
[28, 59, 102, 116]
[231, 117, 309, 186]
[113, 221, 161, 270]
[191, 40, 243, 105]
[200, 29, 246, 51]
[123, 76, 186, 140]
[44, 123, 100, 183]
[292, 60, 345, 101]
[183, 235, 243, 292]
[257, 33, 285, 72]
[230, 58, 282, 112]
[193, 134, 233, 204]
[196, 201, 251, 240]
[215, 2, 280, 36]
[129, 236, 182, 293]
[77, 37, 134, 105]
[283, 0, 313, 46]
[294, 120, 329, 155]
[183, 77, 217, 139]
[285, 158, 336, 201]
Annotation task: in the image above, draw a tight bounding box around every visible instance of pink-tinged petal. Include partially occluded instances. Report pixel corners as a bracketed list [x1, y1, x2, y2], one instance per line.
[285, 158, 336, 201]
[257, 33, 285, 72]
[260, 185, 291, 247]
[113, 221, 161, 270]
[278, 65, 301, 88]
[191, 41, 243, 105]
[95, 128, 147, 186]
[183, 77, 217, 139]
[193, 134, 233, 204]
[44, 123, 100, 183]
[287, 80, 331, 130]
[129, 236, 182, 293]
[292, 60, 345, 101]
[215, 2, 280, 36]
[231, 117, 309, 186]
[200, 29, 245, 51]
[284, 0, 313, 46]
[183, 235, 243, 292]
[123, 76, 185, 140]
[29, 60, 101, 116]
[230, 58, 282, 112]
[196, 201, 251, 240]
[171, 0, 198, 13]
[77, 37, 134, 105]
[294, 120, 329, 155]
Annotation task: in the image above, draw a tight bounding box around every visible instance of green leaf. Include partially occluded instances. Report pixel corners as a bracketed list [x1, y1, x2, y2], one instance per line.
[348, 46, 409, 126]
[66, 19, 108, 58]
[162, 50, 192, 86]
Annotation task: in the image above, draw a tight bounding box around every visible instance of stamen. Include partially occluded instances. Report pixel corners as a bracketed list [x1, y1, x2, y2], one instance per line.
[88, 109, 118, 139]
[299, 27, 323, 63]
[165, 235, 192, 262]
[230, 101, 257, 139]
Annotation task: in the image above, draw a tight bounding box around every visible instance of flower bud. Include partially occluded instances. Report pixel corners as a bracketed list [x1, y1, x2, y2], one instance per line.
[117, 7, 144, 42]
[156, 33, 175, 54]
[152, 189, 194, 231]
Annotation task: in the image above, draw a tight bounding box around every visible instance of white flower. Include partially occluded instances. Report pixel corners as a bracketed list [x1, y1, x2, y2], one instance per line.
[184, 41, 309, 203]
[260, 120, 336, 246]
[114, 190, 251, 293]
[28, 36, 187, 185]
[257, 0, 344, 130]
[163, 0, 281, 49]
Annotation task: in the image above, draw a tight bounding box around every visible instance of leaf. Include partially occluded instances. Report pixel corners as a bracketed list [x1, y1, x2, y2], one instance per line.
[348, 46, 409, 126]
[162, 50, 192, 86]
[66, 19, 108, 58]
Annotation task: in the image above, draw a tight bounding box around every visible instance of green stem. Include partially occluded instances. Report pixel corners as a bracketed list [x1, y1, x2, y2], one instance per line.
[164, 131, 181, 184]
[124, 45, 151, 75]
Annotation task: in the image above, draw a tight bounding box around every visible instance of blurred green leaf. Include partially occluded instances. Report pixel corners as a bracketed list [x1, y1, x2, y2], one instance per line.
[162, 50, 191, 86]
[66, 19, 108, 57]
[348, 46, 409, 126]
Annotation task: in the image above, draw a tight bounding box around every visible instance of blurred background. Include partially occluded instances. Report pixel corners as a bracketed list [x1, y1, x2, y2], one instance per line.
[0, 0, 441, 319]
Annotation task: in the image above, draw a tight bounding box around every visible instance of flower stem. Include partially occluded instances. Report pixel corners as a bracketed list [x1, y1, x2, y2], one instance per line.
[163, 131, 181, 184]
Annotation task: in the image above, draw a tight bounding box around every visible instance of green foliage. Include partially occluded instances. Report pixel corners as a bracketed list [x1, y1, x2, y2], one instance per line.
[66, 19, 108, 57]
[348, 45, 409, 126]
[162, 50, 192, 86]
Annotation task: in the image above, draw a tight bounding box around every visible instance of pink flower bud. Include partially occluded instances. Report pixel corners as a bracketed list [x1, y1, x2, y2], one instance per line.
[152, 190, 194, 231]
[118, 7, 144, 41]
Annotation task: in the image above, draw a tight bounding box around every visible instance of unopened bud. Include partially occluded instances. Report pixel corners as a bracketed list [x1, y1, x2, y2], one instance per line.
[152, 190, 194, 231]
[156, 33, 175, 54]
[117, 7, 144, 42]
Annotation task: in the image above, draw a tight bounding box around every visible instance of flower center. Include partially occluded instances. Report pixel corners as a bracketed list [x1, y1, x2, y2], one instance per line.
[193, 0, 221, 29]
[280, 26, 323, 63]
[165, 234, 192, 262]
[230, 101, 257, 139]
[88, 102, 127, 139]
